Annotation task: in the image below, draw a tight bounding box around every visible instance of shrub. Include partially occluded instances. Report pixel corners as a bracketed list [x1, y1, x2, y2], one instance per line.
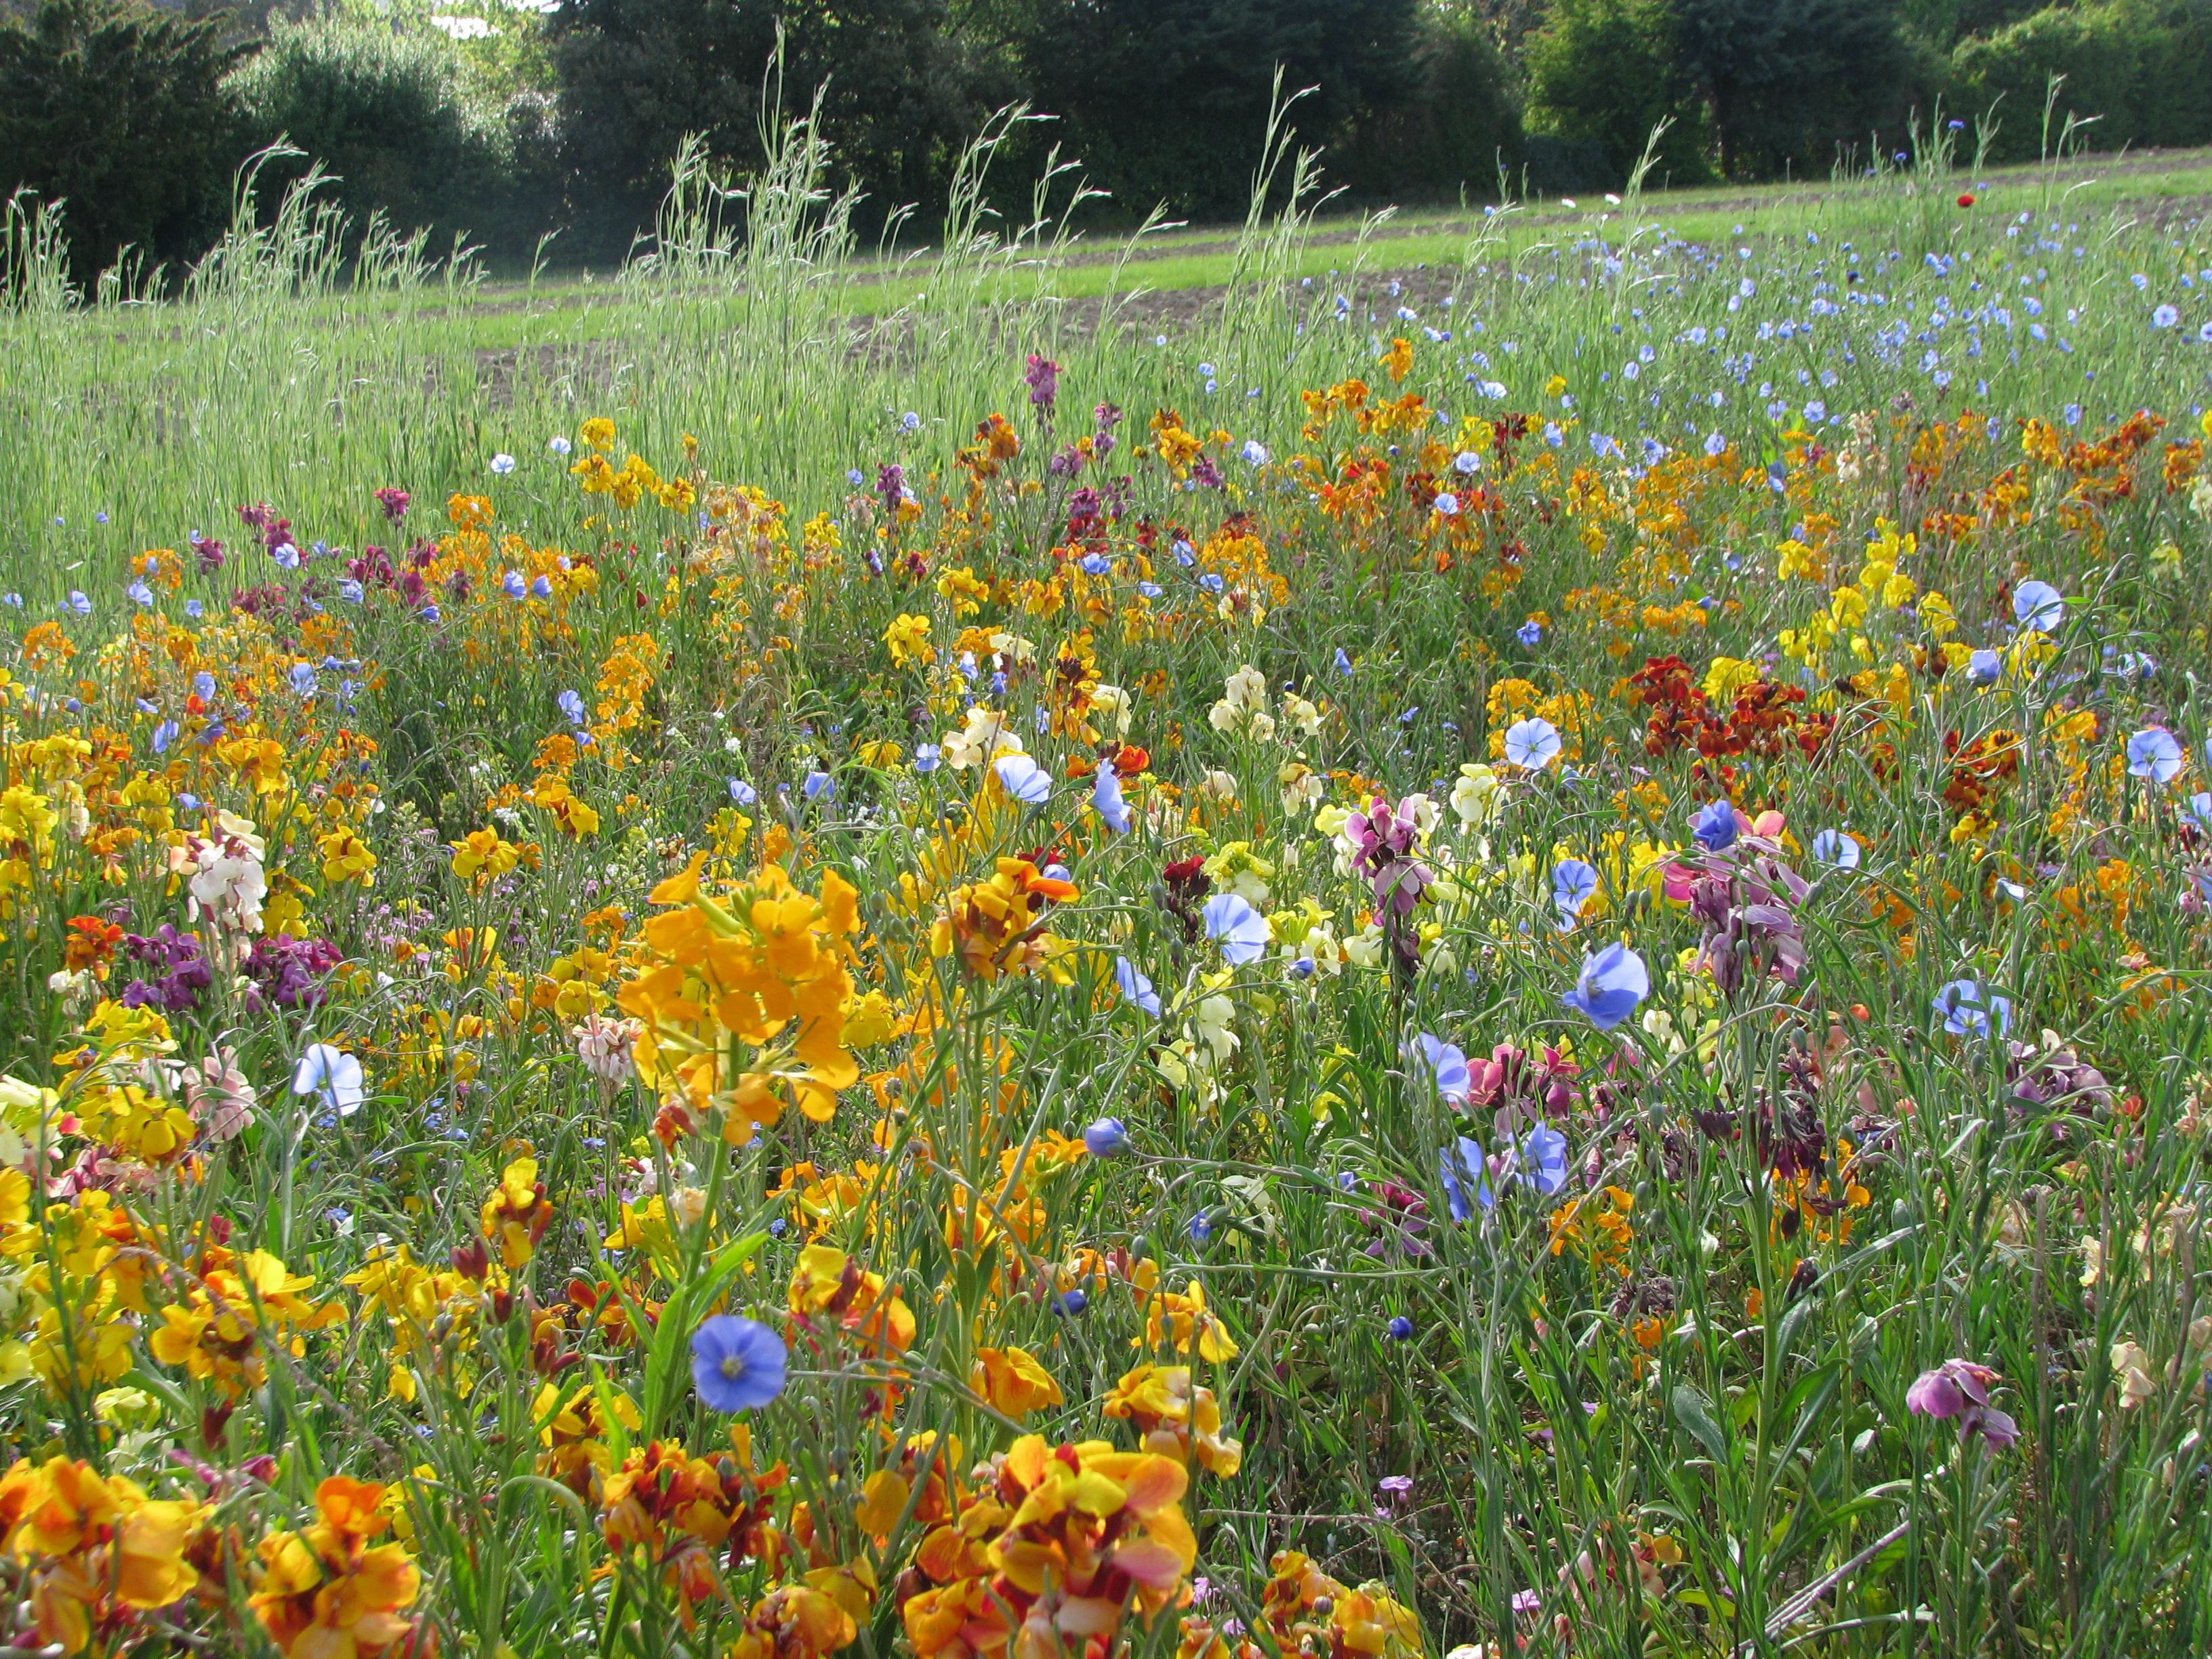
[0, 0, 247, 286]
[227, 16, 528, 254]
[1675, 0, 1914, 180]
[1947, 0, 2212, 161]
[1008, 0, 1427, 223]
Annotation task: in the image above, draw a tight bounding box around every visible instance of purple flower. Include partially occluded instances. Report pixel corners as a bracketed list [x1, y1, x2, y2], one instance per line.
[1024, 354, 1059, 413]
[691, 1315, 787, 1412]
[1906, 1357, 2017, 1450]
[875, 463, 907, 525]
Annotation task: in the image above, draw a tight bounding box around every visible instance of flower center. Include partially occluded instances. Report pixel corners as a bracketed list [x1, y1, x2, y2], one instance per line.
[720, 1355, 747, 1380]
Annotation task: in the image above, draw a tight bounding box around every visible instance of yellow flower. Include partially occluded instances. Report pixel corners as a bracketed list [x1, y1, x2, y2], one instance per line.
[884, 613, 935, 669]
[580, 415, 616, 450]
[450, 827, 520, 886]
[316, 826, 377, 886]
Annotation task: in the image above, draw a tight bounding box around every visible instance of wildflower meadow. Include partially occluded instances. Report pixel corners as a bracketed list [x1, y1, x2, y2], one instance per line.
[3, 118, 2212, 1658]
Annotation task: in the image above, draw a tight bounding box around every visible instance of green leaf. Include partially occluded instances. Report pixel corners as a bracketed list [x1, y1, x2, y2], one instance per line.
[1673, 1382, 1729, 1462]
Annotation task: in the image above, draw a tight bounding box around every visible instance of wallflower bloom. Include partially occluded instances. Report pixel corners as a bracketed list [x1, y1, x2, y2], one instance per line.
[1906, 1357, 2018, 1449]
[1201, 894, 1271, 965]
[1503, 717, 1563, 770]
[2125, 726, 2184, 783]
[691, 1315, 787, 1411]
[1562, 942, 1649, 1029]
[250, 1475, 422, 1656]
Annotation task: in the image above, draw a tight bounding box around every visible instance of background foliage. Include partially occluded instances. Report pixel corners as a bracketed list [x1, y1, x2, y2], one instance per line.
[2, 0, 2209, 280]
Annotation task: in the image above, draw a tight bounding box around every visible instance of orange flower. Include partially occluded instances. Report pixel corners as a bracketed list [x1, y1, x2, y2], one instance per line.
[249, 1476, 422, 1658]
[969, 1346, 1064, 1420]
[0, 1456, 205, 1654]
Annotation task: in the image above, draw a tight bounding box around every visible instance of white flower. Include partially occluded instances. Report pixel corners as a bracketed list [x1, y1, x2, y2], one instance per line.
[940, 707, 1019, 770]
[1281, 693, 1322, 737]
[1090, 682, 1134, 736]
[1450, 762, 1500, 826]
[1190, 995, 1240, 1065]
[573, 1014, 642, 1084]
[1342, 923, 1385, 970]
[671, 1185, 709, 1227]
[1223, 665, 1269, 712]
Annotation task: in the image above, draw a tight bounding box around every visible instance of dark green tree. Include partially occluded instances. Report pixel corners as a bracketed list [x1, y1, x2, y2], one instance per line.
[228, 16, 533, 255]
[1006, 0, 1425, 222]
[1675, 0, 1912, 178]
[1331, 5, 1523, 203]
[0, 0, 249, 285]
[1526, 0, 1710, 185]
[551, 0, 988, 259]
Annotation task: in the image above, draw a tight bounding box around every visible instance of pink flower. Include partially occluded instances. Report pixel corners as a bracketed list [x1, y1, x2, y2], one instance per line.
[1906, 1358, 2016, 1449]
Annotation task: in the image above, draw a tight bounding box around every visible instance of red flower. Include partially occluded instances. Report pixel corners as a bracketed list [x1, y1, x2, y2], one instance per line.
[1957, 192, 1976, 208]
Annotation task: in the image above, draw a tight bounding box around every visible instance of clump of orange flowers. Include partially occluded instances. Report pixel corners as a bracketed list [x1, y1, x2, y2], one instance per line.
[598, 1435, 787, 1629]
[249, 1475, 424, 1658]
[931, 859, 1076, 983]
[618, 855, 865, 1143]
[1103, 1366, 1243, 1477]
[898, 1433, 1197, 1659]
[480, 1155, 552, 1269]
[0, 1456, 206, 1656]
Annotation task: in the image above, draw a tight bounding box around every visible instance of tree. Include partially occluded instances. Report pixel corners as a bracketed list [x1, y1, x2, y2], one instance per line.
[0, 0, 248, 285]
[1006, 0, 1426, 222]
[1674, 0, 1912, 178]
[228, 16, 531, 255]
[1332, 6, 1524, 203]
[1526, 0, 1710, 185]
[550, 0, 988, 259]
